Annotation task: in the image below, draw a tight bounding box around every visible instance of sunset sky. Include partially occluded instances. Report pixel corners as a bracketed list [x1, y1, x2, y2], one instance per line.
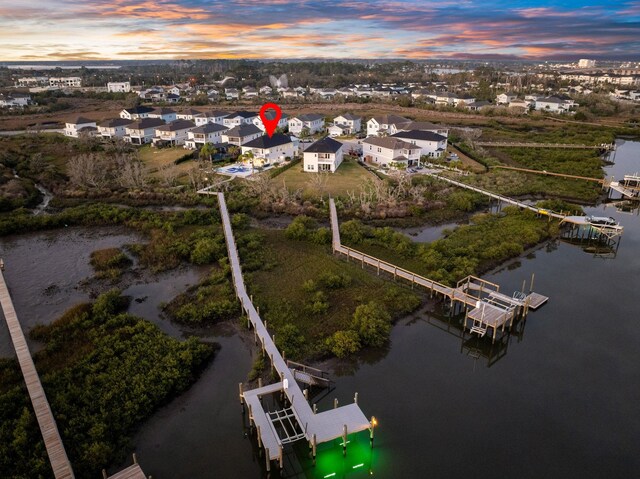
[1, 0, 639, 61]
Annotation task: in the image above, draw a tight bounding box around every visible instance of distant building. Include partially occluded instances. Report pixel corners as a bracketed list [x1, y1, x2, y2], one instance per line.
[120, 106, 154, 120]
[303, 137, 344, 173]
[17, 77, 48, 88]
[288, 114, 325, 135]
[366, 114, 411, 137]
[107, 82, 131, 93]
[0, 92, 31, 108]
[333, 114, 362, 135]
[97, 118, 133, 139]
[123, 118, 166, 144]
[222, 124, 263, 146]
[152, 119, 196, 146]
[533, 96, 578, 114]
[184, 123, 228, 149]
[253, 111, 288, 132]
[390, 130, 447, 159]
[49, 77, 81, 88]
[578, 59, 596, 68]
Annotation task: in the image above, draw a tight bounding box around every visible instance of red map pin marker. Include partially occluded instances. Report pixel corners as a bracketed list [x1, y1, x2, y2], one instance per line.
[259, 103, 282, 138]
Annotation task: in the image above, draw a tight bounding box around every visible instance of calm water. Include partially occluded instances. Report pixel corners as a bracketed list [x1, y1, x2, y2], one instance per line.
[1, 141, 639, 478]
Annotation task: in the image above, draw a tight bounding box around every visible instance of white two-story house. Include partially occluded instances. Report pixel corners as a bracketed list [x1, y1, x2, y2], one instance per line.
[152, 119, 195, 146]
[176, 109, 203, 121]
[333, 114, 361, 134]
[194, 110, 230, 126]
[223, 111, 258, 128]
[240, 134, 295, 166]
[390, 130, 447, 159]
[120, 106, 154, 120]
[64, 117, 97, 138]
[147, 107, 177, 123]
[366, 114, 411, 137]
[303, 137, 344, 173]
[97, 118, 133, 139]
[222, 124, 263, 146]
[253, 111, 288, 132]
[533, 96, 577, 114]
[288, 114, 325, 135]
[184, 123, 228, 149]
[362, 137, 421, 168]
[123, 118, 166, 145]
[497, 92, 518, 104]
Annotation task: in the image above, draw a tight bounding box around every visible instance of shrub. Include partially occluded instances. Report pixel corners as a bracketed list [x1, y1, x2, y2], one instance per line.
[231, 213, 250, 229]
[340, 220, 367, 244]
[190, 237, 225, 265]
[326, 330, 361, 358]
[275, 324, 306, 359]
[92, 289, 129, 320]
[89, 248, 131, 272]
[284, 215, 317, 240]
[318, 272, 351, 289]
[311, 227, 332, 245]
[352, 301, 391, 348]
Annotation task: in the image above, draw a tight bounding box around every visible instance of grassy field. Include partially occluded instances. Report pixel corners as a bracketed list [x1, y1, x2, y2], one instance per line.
[245, 228, 422, 358]
[138, 145, 199, 181]
[275, 157, 377, 197]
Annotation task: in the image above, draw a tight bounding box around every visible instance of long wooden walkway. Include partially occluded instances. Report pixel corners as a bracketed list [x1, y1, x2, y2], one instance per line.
[491, 165, 606, 184]
[475, 141, 613, 150]
[214, 193, 371, 467]
[328, 199, 548, 341]
[0, 266, 75, 479]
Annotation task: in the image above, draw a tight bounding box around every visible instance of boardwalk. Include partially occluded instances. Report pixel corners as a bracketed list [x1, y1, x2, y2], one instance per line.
[491, 165, 605, 184]
[328, 199, 548, 342]
[0, 266, 75, 479]
[214, 193, 371, 466]
[475, 141, 613, 150]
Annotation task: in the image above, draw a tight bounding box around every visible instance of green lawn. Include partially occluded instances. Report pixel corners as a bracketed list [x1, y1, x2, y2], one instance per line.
[275, 158, 377, 197]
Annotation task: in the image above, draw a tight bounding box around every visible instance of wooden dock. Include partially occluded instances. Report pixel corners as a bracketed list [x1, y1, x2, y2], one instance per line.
[0, 266, 75, 479]
[214, 193, 372, 470]
[475, 141, 613, 150]
[106, 464, 147, 479]
[329, 199, 549, 342]
[491, 165, 606, 184]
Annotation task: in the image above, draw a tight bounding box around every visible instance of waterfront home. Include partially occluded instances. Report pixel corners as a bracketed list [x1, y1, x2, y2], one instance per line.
[333, 114, 361, 134]
[64, 117, 97, 138]
[120, 106, 154, 120]
[147, 107, 177, 123]
[222, 124, 263, 146]
[533, 96, 577, 113]
[184, 123, 228, 149]
[107, 82, 131, 93]
[303, 136, 344, 172]
[123, 118, 166, 144]
[366, 114, 411, 136]
[362, 136, 421, 168]
[97, 118, 133, 139]
[240, 133, 295, 166]
[259, 85, 273, 95]
[0, 92, 31, 108]
[288, 114, 325, 136]
[243, 86, 259, 98]
[152, 119, 196, 146]
[395, 121, 449, 138]
[390, 130, 447, 159]
[466, 100, 492, 111]
[225, 88, 240, 100]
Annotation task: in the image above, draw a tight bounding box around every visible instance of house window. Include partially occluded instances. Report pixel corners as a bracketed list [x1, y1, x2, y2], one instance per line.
[377, 147, 382, 153]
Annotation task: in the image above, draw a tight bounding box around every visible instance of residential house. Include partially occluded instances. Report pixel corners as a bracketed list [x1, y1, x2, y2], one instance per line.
[496, 92, 518, 104]
[64, 117, 97, 138]
[259, 86, 273, 95]
[17, 77, 48, 88]
[316, 88, 338, 99]
[0, 92, 31, 108]
[243, 87, 258, 98]
[333, 114, 361, 134]
[223, 111, 258, 128]
[508, 99, 529, 111]
[222, 124, 263, 146]
[165, 93, 181, 104]
[366, 114, 411, 137]
[152, 119, 196, 146]
[280, 88, 298, 99]
[147, 107, 177, 123]
[466, 100, 492, 111]
[453, 94, 476, 106]
[138, 88, 166, 102]
[396, 121, 449, 138]
[194, 110, 229, 126]
[167, 86, 181, 96]
[225, 88, 240, 100]
[107, 82, 131, 93]
[240, 134, 295, 166]
[288, 114, 325, 135]
[303, 137, 344, 173]
[97, 118, 133, 139]
[434, 92, 459, 105]
[123, 118, 166, 144]
[120, 106, 154, 120]
[176, 108, 203, 121]
[184, 123, 228, 149]
[533, 96, 577, 113]
[362, 137, 421, 168]
[327, 124, 349, 137]
[336, 87, 354, 97]
[390, 130, 447, 159]
[253, 111, 288, 132]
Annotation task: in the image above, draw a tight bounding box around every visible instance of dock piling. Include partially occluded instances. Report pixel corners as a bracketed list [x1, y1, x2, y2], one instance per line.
[342, 425, 348, 456]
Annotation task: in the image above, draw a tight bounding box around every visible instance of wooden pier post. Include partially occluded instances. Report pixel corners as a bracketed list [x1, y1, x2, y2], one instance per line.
[257, 425, 262, 448]
[303, 388, 309, 401]
[343, 425, 348, 456]
[279, 445, 284, 470]
[312, 434, 317, 465]
[258, 377, 263, 388]
[334, 398, 338, 409]
[394, 266, 397, 280]
[354, 392, 358, 404]
[530, 273, 535, 293]
[377, 259, 380, 275]
[102, 470, 108, 479]
[265, 449, 271, 472]
[313, 403, 317, 414]
[370, 416, 376, 446]
[239, 382, 244, 406]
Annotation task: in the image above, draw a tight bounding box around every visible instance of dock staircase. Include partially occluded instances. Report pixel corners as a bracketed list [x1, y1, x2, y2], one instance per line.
[287, 360, 332, 389]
